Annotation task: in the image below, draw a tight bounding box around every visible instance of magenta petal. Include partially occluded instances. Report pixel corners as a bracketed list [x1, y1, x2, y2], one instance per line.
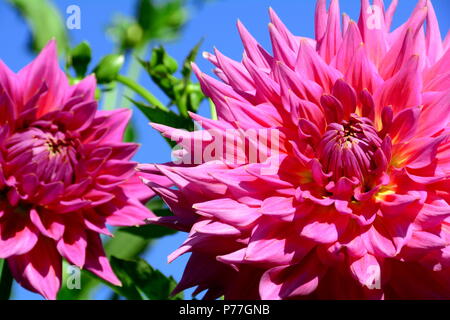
[8, 237, 62, 300]
[57, 227, 87, 268]
[259, 257, 325, 299]
[104, 198, 154, 227]
[0, 212, 38, 258]
[350, 254, 381, 287]
[193, 198, 260, 228]
[84, 232, 121, 286]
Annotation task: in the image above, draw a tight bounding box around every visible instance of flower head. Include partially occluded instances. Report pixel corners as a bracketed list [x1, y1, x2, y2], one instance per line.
[0, 41, 154, 299]
[142, 0, 450, 299]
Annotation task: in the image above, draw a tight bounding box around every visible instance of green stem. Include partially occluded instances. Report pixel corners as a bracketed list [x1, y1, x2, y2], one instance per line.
[0, 259, 13, 300]
[116, 74, 168, 112]
[119, 46, 147, 109]
[102, 82, 119, 111]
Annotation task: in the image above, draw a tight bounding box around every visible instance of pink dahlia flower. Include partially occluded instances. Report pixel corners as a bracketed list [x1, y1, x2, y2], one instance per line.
[0, 41, 154, 299]
[141, 0, 450, 299]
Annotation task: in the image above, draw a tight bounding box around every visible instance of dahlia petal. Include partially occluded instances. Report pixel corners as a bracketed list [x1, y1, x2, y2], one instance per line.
[69, 74, 96, 101]
[67, 100, 97, 131]
[17, 40, 69, 115]
[56, 226, 87, 268]
[84, 232, 121, 286]
[345, 43, 383, 94]
[405, 135, 447, 169]
[246, 220, 313, 266]
[339, 222, 367, 258]
[63, 178, 92, 198]
[53, 199, 91, 213]
[214, 48, 254, 91]
[84, 189, 115, 206]
[173, 252, 234, 298]
[269, 23, 296, 68]
[83, 209, 113, 236]
[300, 217, 343, 244]
[416, 91, 450, 138]
[8, 237, 61, 300]
[103, 198, 153, 227]
[416, 202, 450, 229]
[120, 174, 155, 202]
[362, 220, 396, 257]
[390, 107, 420, 143]
[37, 181, 64, 205]
[236, 20, 272, 71]
[242, 55, 281, 105]
[21, 173, 39, 195]
[94, 109, 132, 142]
[217, 248, 246, 265]
[379, 29, 415, 79]
[317, 0, 342, 64]
[358, 0, 388, 66]
[259, 257, 325, 299]
[424, 0, 443, 64]
[0, 212, 38, 258]
[375, 55, 422, 113]
[310, 159, 331, 186]
[276, 61, 323, 106]
[331, 79, 357, 117]
[382, 6, 427, 75]
[360, 89, 375, 121]
[296, 40, 342, 93]
[29, 208, 64, 241]
[424, 48, 450, 85]
[314, 0, 327, 42]
[194, 198, 260, 228]
[379, 191, 425, 217]
[194, 220, 241, 236]
[259, 196, 296, 217]
[350, 254, 381, 288]
[0, 59, 16, 101]
[320, 94, 344, 123]
[406, 231, 446, 250]
[0, 85, 16, 124]
[246, 235, 295, 266]
[268, 8, 299, 52]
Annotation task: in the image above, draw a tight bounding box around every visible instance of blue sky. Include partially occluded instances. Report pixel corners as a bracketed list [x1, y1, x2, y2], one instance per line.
[0, 0, 448, 300]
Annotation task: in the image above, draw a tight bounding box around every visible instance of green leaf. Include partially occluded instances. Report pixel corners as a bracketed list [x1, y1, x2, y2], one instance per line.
[7, 0, 69, 54]
[0, 259, 13, 300]
[149, 46, 179, 75]
[107, 17, 144, 52]
[124, 122, 137, 143]
[110, 256, 183, 300]
[136, 0, 187, 42]
[68, 41, 92, 77]
[139, 45, 206, 116]
[146, 197, 165, 211]
[93, 54, 125, 84]
[129, 97, 193, 147]
[181, 39, 203, 81]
